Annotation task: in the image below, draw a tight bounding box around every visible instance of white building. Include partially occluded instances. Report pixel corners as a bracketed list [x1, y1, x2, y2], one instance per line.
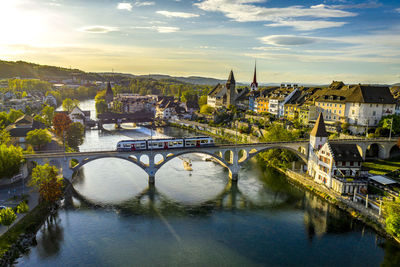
[307, 113, 367, 195]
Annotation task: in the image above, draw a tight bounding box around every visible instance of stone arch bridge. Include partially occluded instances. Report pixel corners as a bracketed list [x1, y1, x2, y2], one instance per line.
[24, 138, 398, 184]
[25, 141, 309, 184]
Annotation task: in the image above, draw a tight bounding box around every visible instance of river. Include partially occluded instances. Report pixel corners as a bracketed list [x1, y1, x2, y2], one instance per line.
[16, 100, 400, 266]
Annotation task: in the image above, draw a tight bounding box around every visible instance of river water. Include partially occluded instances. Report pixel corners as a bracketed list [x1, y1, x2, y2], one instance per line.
[16, 100, 400, 266]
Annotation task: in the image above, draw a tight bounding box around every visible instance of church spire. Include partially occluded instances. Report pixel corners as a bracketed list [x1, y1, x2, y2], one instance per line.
[250, 61, 258, 91]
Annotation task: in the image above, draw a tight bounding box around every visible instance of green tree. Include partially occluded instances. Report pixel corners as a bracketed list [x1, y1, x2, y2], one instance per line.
[0, 112, 9, 128]
[259, 124, 299, 169]
[385, 200, 400, 238]
[0, 144, 23, 179]
[41, 105, 55, 126]
[0, 208, 17, 229]
[21, 91, 27, 98]
[7, 109, 24, 123]
[26, 129, 52, 150]
[66, 122, 85, 150]
[198, 95, 208, 107]
[16, 201, 29, 214]
[95, 99, 108, 114]
[379, 115, 400, 135]
[62, 98, 79, 112]
[0, 129, 10, 145]
[30, 164, 63, 204]
[200, 104, 214, 114]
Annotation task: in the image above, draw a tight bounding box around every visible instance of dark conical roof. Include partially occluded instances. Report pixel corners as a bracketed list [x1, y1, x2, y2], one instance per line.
[106, 81, 113, 95]
[310, 113, 328, 137]
[227, 70, 235, 84]
[251, 62, 258, 87]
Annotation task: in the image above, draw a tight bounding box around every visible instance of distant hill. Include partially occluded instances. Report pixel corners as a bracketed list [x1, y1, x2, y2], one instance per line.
[0, 60, 102, 80]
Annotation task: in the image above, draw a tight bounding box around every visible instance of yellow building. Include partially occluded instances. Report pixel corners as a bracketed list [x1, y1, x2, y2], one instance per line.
[256, 97, 269, 113]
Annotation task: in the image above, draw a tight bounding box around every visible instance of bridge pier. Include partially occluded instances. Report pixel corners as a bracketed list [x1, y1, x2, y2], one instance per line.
[229, 171, 238, 181]
[148, 175, 155, 184]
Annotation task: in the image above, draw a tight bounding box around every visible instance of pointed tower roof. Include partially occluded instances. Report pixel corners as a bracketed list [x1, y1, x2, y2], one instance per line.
[106, 81, 113, 95]
[227, 70, 235, 85]
[310, 113, 328, 137]
[251, 62, 258, 88]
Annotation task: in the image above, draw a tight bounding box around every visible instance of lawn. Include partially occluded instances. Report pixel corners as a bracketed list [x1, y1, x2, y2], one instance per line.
[363, 156, 400, 175]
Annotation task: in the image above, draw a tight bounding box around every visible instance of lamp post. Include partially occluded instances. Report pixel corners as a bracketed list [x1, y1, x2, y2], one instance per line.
[389, 117, 393, 140]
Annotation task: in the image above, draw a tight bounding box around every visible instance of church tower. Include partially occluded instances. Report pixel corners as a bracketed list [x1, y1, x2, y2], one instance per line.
[250, 62, 258, 91]
[226, 70, 236, 107]
[105, 81, 114, 107]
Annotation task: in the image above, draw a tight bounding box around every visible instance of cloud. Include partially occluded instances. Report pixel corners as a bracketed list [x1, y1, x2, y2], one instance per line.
[396, 8, 400, 13]
[259, 35, 320, 46]
[79, 26, 118, 33]
[134, 1, 155, 6]
[322, 1, 382, 9]
[266, 20, 347, 31]
[117, 3, 132, 11]
[132, 26, 180, 33]
[156, 10, 199, 18]
[195, 0, 356, 23]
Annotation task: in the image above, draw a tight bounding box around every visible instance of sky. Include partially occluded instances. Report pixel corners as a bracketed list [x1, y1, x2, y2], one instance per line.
[0, 0, 400, 84]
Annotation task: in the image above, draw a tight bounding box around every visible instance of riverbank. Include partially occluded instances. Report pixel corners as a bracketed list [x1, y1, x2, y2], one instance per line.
[168, 121, 399, 245]
[276, 167, 400, 245]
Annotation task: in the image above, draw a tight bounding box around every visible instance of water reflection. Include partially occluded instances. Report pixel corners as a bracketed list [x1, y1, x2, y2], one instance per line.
[36, 213, 64, 259]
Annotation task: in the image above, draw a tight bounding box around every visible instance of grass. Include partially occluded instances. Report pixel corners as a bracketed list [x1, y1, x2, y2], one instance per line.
[363, 156, 400, 175]
[0, 203, 49, 258]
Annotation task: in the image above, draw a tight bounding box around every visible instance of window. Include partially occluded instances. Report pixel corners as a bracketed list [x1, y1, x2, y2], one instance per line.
[352, 110, 355, 115]
[373, 111, 376, 116]
[350, 161, 354, 166]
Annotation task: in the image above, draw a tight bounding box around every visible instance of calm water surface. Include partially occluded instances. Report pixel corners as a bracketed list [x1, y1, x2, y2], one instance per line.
[17, 100, 400, 266]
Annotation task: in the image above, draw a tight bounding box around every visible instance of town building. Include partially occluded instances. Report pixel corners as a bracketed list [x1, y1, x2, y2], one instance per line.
[105, 81, 114, 107]
[69, 106, 91, 125]
[307, 113, 367, 195]
[5, 115, 46, 149]
[207, 70, 246, 109]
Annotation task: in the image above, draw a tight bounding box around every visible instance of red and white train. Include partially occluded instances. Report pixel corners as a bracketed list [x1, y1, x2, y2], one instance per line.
[116, 136, 215, 151]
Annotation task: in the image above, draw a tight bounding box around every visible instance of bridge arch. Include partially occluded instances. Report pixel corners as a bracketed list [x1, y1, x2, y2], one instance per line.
[389, 144, 400, 158]
[365, 143, 385, 159]
[71, 155, 148, 178]
[240, 145, 308, 166]
[154, 150, 230, 175]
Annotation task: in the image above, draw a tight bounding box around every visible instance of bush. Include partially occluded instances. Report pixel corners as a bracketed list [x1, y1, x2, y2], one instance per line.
[0, 208, 17, 229]
[16, 201, 29, 214]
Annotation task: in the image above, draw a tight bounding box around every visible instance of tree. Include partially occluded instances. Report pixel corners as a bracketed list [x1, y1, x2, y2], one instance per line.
[16, 201, 29, 214]
[385, 201, 400, 238]
[0, 144, 23, 179]
[62, 98, 79, 112]
[0, 112, 9, 128]
[26, 129, 52, 150]
[200, 104, 214, 114]
[95, 99, 108, 114]
[7, 109, 24, 123]
[0, 130, 10, 145]
[30, 164, 63, 204]
[41, 105, 55, 126]
[198, 95, 208, 107]
[66, 122, 85, 150]
[379, 115, 400, 135]
[0, 208, 17, 229]
[52, 113, 72, 137]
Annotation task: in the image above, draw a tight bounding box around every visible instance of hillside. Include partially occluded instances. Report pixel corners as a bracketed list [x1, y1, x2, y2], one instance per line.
[0, 60, 102, 80]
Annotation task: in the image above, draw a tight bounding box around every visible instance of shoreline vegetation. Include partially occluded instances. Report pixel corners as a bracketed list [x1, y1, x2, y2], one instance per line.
[169, 122, 400, 246]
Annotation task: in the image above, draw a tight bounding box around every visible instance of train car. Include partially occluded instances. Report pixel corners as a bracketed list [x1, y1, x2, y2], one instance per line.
[116, 136, 215, 151]
[184, 136, 214, 148]
[147, 138, 184, 150]
[117, 140, 147, 151]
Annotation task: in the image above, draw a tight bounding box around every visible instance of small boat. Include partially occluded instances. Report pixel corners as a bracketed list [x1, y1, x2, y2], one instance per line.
[183, 159, 193, 171]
